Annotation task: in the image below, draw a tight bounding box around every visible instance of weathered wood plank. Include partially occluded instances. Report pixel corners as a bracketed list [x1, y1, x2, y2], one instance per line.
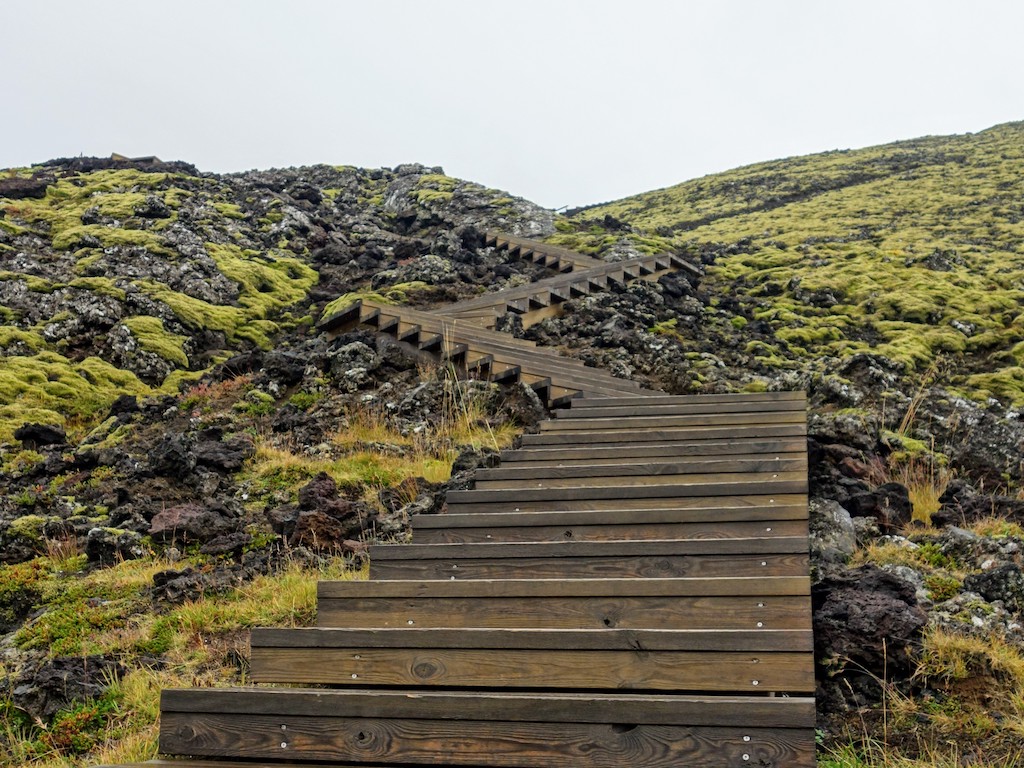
[411, 517, 807, 544]
[253, 627, 813, 652]
[439, 492, 808, 514]
[250, 646, 814, 692]
[369, 552, 810, 580]
[567, 391, 804, 407]
[476, 456, 807, 482]
[317, 575, 812, 599]
[370, 537, 807, 561]
[499, 441, 808, 465]
[539, 411, 806, 432]
[519, 423, 807, 446]
[317, 593, 812, 631]
[161, 687, 815, 727]
[413, 503, 808, 529]
[160, 712, 815, 767]
[446, 478, 807, 504]
[552, 399, 807, 419]
[472, 468, 807, 491]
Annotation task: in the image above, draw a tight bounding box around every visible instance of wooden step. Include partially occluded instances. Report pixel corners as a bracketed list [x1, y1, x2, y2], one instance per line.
[440, 492, 807, 514]
[158, 688, 815, 768]
[411, 515, 806, 544]
[552, 397, 807, 419]
[518, 423, 808, 447]
[471, 469, 806, 492]
[567, 391, 804, 408]
[249, 627, 814, 693]
[368, 537, 809, 580]
[539, 410, 806, 433]
[316, 576, 812, 631]
[446, 477, 807, 507]
[499, 440, 808, 466]
[473, 457, 808, 485]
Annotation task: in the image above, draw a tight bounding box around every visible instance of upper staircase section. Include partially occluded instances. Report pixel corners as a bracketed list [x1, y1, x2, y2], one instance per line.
[318, 231, 700, 405]
[445, 232, 700, 329]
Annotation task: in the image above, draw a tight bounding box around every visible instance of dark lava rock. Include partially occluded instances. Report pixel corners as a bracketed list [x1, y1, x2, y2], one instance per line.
[134, 194, 172, 219]
[148, 433, 196, 478]
[14, 422, 67, 448]
[85, 527, 146, 564]
[152, 566, 238, 603]
[845, 482, 913, 533]
[0, 175, 52, 199]
[289, 510, 348, 550]
[964, 565, 1024, 613]
[194, 433, 255, 472]
[932, 479, 1024, 527]
[199, 531, 253, 557]
[107, 394, 139, 421]
[149, 502, 235, 543]
[297, 472, 361, 519]
[11, 655, 125, 722]
[813, 564, 927, 708]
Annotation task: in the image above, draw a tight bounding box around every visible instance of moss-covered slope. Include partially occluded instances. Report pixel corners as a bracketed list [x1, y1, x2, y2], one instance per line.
[0, 158, 550, 443]
[567, 121, 1024, 403]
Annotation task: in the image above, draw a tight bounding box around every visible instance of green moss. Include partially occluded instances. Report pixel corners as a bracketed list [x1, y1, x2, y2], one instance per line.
[0, 271, 58, 292]
[53, 224, 167, 251]
[213, 201, 246, 219]
[322, 281, 431, 318]
[67, 276, 127, 300]
[121, 315, 189, 368]
[0, 352, 148, 442]
[0, 326, 45, 350]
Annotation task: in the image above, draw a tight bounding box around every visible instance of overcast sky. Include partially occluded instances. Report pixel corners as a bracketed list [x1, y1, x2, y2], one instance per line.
[5, 1, 1023, 209]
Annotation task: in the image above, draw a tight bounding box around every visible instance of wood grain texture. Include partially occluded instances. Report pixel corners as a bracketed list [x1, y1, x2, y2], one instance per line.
[436, 493, 807, 514]
[499, 440, 808, 464]
[250, 646, 814, 692]
[520, 423, 808, 446]
[410, 518, 807, 544]
[552, 399, 807, 418]
[471, 469, 807, 491]
[446, 478, 808, 504]
[160, 713, 815, 767]
[475, 456, 808, 482]
[412, 503, 809, 529]
[162, 687, 816, 726]
[316, 593, 813, 631]
[368, 552, 810, 580]
[567, 391, 805, 407]
[253, 627, 814, 652]
[539, 411, 806, 432]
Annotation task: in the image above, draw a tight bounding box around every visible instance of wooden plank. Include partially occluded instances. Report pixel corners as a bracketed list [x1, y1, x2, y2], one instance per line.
[473, 457, 808, 483]
[412, 503, 809, 529]
[410, 517, 808, 544]
[439, 492, 808, 514]
[446, 478, 808, 504]
[499, 441, 808, 465]
[160, 711, 815, 767]
[317, 593, 812, 631]
[161, 686, 816, 727]
[317, 576, 813, 599]
[539, 411, 806, 432]
[253, 627, 813, 652]
[567, 391, 805, 408]
[370, 538, 807, 562]
[369, 552, 810, 580]
[552, 399, 807, 418]
[250, 647, 814, 692]
[518, 423, 808, 446]
[471, 470, 806, 491]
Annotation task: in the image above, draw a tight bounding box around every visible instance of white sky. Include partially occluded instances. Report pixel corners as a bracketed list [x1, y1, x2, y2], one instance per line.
[4, 1, 1023, 209]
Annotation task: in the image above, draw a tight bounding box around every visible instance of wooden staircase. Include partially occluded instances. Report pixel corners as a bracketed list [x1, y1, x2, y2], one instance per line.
[100, 237, 815, 768]
[104, 391, 815, 768]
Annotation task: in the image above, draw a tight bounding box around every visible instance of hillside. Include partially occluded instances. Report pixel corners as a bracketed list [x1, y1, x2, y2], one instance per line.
[3, 125, 1024, 767]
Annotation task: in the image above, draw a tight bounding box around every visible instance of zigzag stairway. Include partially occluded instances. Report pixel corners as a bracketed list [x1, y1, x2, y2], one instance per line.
[102, 235, 816, 768]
